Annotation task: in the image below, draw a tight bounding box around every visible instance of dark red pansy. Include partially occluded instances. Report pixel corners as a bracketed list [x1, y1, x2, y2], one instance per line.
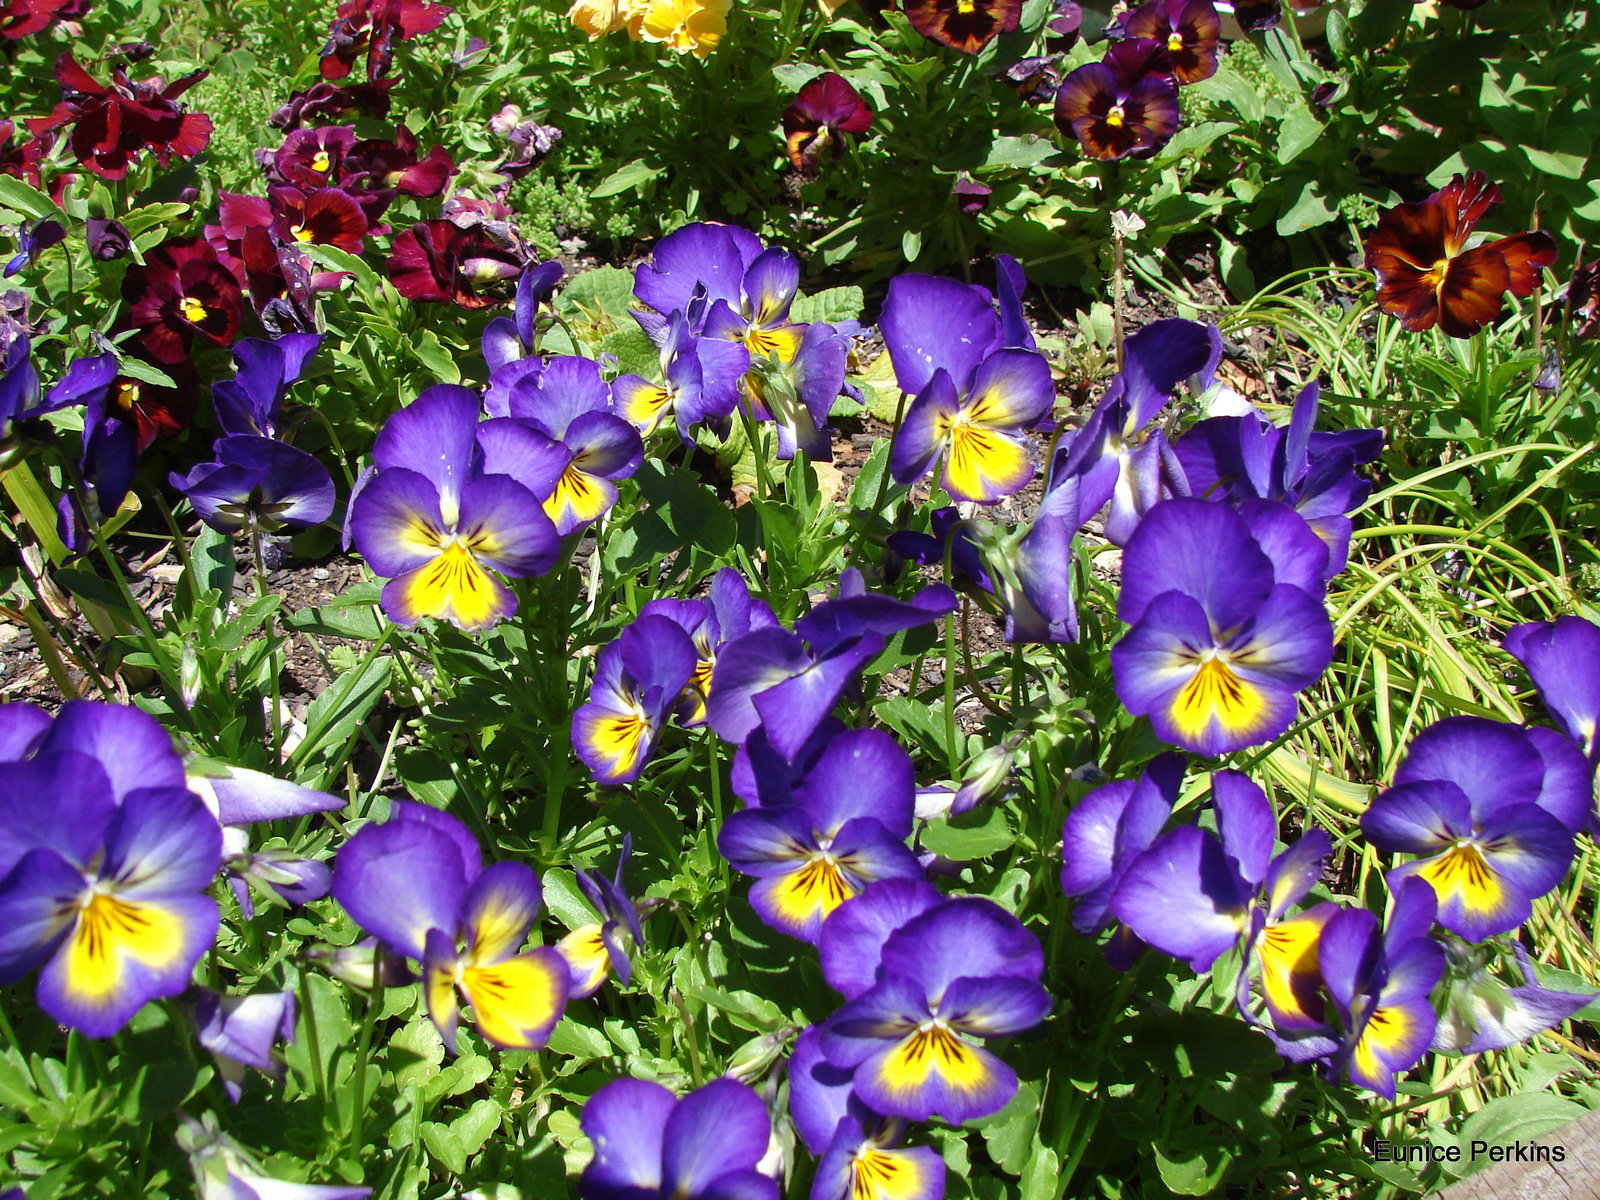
[25, 53, 211, 180]
[0, 119, 52, 193]
[1569, 258, 1600, 340]
[0, 0, 70, 39]
[387, 219, 522, 309]
[953, 173, 993, 216]
[113, 358, 199, 452]
[348, 126, 454, 197]
[1003, 55, 1063, 104]
[270, 80, 394, 131]
[1120, 0, 1220, 85]
[320, 0, 451, 82]
[1230, 0, 1282, 31]
[267, 125, 360, 190]
[902, 0, 1021, 54]
[1053, 39, 1180, 161]
[266, 186, 371, 254]
[1364, 171, 1558, 339]
[121, 238, 243, 364]
[782, 72, 873, 173]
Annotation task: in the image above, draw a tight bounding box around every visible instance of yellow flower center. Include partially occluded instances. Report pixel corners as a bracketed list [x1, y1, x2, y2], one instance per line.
[1105, 104, 1126, 129]
[956, 0, 976, 12]
[178, 295, 207, 323]
[311, 150, 331, 172]
[1167, 31, 1184, 51]
[115, 382, 141, 413]
[291, 224, 315, 243]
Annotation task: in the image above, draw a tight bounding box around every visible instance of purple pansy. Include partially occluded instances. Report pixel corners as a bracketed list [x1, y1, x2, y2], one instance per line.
[331, 802, 570, 1051]
[881, 264, 1053, 503]
[557, 835, 650, 998]
[348, 385, 565, 630]
[1360, 716, 1588, 940]
[196, 988, 297, 1101]
[1111, 498, 1335, 755]
[572, 614, 699, 785]
[171, 435, 335, 534]
[819, 896, 1049, 1123]
[1318, 879, 1444, 1099]
[211, 333, 324, 439]
[1504, 615, 1600, 770]
[719, 728, 924, 943]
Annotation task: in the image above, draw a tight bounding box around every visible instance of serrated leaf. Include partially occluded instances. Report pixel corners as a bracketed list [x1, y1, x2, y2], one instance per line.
[422, 1121, 467, 1175]
[791, 286, 864, 325]
[412, 329, 462, 383]
[450, 1098, 502, 1160]
[1277, 109, 1323, 165]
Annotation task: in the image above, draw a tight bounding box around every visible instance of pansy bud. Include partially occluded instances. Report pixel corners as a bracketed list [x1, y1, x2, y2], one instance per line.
[87, 217, 132, 261]
[725, 1026, 798, 1083]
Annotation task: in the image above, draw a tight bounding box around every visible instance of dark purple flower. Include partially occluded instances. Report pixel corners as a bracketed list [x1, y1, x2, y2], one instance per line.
[952, 172, 993, 215]
[1053, 39, 1179, 161]
[170, 435, 336, 535]
[212, 333, 324, 439]
[86, 217, 131, 261]
[482, 260, 566, 374]
[902, 0, 1021, 54]
[121, 237, 243, 365]
[3, 219, 65, 278]
[1115, 0, 1221, 85]
[388, 218, 523, 309]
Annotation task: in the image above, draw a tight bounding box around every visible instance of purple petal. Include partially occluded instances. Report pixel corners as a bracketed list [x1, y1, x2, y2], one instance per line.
[581, 1078, 675, 1197]
[1505, 616, 1600, 760]
[1360, 780, 1472, 855]
[939, 972, 1052, 1037]
[661, 1078, 772, 1199]
[1116, 499, 1275, 628]
[1391, 716, 1544, 826]
[0, 750, 117, 879]
[794, 729, 916, 840]
[1211, 769, 1274, 886]
[460, 860, 542, 963]
[41, 700, 187, 803]
[349, 468, 445, 578]
[372, 385, 483, 509]
[0, 701, 51, 761]
[1262, 829, 1331, 920]
[878, 898, 1043, 1003]
[0, 848, 85, 984]
[103, 786, 224, 896]
[879, 275, 998, 396]
[456, 472, 561, 577]
[475, 418, 573, 500]
[706, 628, 813, 744]
[1525, 726, 1594, 834]
[1120, 319, 1216, 431]
[1238, 500, 1330, 596]
[1110, 827, 1250, 972]
[205, 766, 345, 826]
[891, 369, 961, 487]
[818, 877, 944, 1001]
[332, 811, 477, 959]
[787, 1025, 855, 1156]
[747, 819, 923, 944]
[751, 638, 886, 761]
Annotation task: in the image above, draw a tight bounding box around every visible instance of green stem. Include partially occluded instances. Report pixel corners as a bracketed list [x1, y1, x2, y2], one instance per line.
[347, 945, 385, 1155]
[251, 525, 284, 762]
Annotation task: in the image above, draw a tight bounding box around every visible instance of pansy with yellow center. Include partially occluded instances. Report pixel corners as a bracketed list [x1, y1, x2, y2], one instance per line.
[1319, 879, 1444, 1100]
[1053, 39, 1179, 161]
[638, 0, 730, 57]
[881, 266, 1053, 504]
[1111, 499, 1334, 756]
[789, 1027, 946, 1200]
[332, 802, 570, 1053]
[1118, 0, 1221, 84]
[1360, 716, 1588, 941]
[0, 768, 221, 1038]
[718, 728, 922, 944]
[571, 615, 699, 786]
[555, 836, 650, 999]
[819, 897, 1049, 1123]
[350, 385, 564, 632]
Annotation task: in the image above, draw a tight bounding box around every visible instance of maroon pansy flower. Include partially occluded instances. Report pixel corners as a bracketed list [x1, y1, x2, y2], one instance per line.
[388, 219, 523, 309]
[348, 126, 454, 197]
[953, 173, 992, 216]
[121, 238, 243, 364]
[1118, 0, 1220, 85]
[320, 0, 452, 82]
[265, 125, 361, 190]
[0, 0, 70, 39]
[0, 120, 52, 194]
[487, 106, 563, 184]
[26, 53, 211, 181]
[1053, 39, 1179, 161]
[1364, 171, 1557, 338]
[782, 73, 873, 173]
[903, 0, 1021, 54]
[268, 186, 372, 253]
[1003, 55, 1063, 104]
[270, 80, 393, 131]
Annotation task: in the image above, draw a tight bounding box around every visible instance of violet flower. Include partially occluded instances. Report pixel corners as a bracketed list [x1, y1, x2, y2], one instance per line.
[1053, 39, 1180, 161]
[1504, 615, 1600, 770]
[332, 801, 570, 1051]
[783, 72, 873, 173]
[1048, 318, 1215, 545]
[571, 614, 698, 786]
[788, 1026, 945, 1200]
[348, 385, 564, 630]
[1432, 941, 1597, 1055]
[195, 989, 296, 1101]
[881, 265, 1053, 503]
[171, 435, 335, 535]
[1319, 879, 1444, 1099]
[1111, 498, 1335, 755]
[557, 836, 649, 998]
[718, 728, 924, 943]
[613, 306, 748, 445]
[818, 897, 1049, 1123]
[1360, 716, 1589, 940]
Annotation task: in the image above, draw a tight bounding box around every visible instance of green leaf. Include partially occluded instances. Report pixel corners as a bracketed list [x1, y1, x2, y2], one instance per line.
[294, 655, 393, 771]
[1525, 144, 1588, 181]
[115, 355, 180, 389]
[1276, 109, 1323, 165]
[411, 329, 462, 383]
[388, 1012, 446, 1090]
[591, 162, 662, 200]
[980, 135, 1059, 169]
[421, 1121, 467, 1175]
[901, 228, 922, 263]
[1276, 180, 1337, 235]
[791, 286, 864, 325]
[559, 266, 637, 326]
[595, 326, 659, 376]
[977, 1082, 1042, 1175]
[188, 523, 235, 602]
[919, 805, 1015, 861]
[284, 583, 384, 641]
[1152, 1135, 1234, 1195]
[0, 175, 58, 220]
[450, 1098, 502, 1161]
[547, 1018, 610, 1059]
[120, 202, 192, 237]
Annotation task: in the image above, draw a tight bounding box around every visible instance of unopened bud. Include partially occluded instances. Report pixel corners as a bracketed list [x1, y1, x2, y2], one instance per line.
[725, 1026, 799, 1084]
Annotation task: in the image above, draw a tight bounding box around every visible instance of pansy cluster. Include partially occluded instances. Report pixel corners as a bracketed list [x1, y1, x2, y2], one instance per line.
[625, 222, 859, 461]
[566, 0, 731, 59]
[1061, 611, 1600, 1098]
[1052, 0, 1221, 160]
